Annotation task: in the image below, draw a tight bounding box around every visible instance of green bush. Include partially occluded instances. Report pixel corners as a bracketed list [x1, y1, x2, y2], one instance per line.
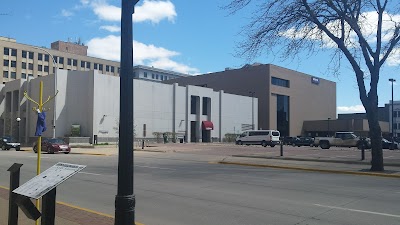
[223, 133, 239, 142]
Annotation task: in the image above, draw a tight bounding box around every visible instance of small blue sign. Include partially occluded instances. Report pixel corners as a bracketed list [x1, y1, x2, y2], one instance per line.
[311, 77, 320, 85]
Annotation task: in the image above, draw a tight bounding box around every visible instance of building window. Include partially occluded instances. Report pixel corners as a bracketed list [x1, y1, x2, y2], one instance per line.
[394, 111, 398, 118]
[11, 72, 16, 79]
[86, 62, 91, 69]
[11, 60, 16, 67]
[22, 50, 27, 58]
[3, 71, 8, 78]
[59, 57, 64, 64]
[81, 61, 85, 68]
[94, 63, 98, 69]
[152, 73, 155, 79]
[111, 66, 114, 72]
[67, 58, 72, 65]
[44, 66, 49, 72]
[22, 62, 26, 69]
[191, 95, 199, 114]
[54, 56, 58, 63]
[144, 72, 147, 78]
[106, 65, 110, 72]
[73, 59, 77, 66]
[44, 54, 49, 62]
[28, 52, 34, 59]
[156, 74, 159, 79]
[28, 74, 33, 77]
[21, 73, 26, 79]
[4, 47, 9, 55]
[394, 123, 398, 129]
[202, 97, 211, 115]
[28, 63, 33, 70]
[99, 64, 103, 70]
[160, 75, 164, 80]
[276, 94, 290, 137]
[38, 65, 43, 71]
[118, 67, 120, 73]
[3, 59, 9, 67]
[38, 53, 43, 61]
[11, 49, 17, 57]
[271, 77, 290, 88]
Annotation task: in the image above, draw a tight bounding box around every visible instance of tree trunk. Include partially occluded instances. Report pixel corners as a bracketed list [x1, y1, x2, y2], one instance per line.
[366, 107, 384, 171]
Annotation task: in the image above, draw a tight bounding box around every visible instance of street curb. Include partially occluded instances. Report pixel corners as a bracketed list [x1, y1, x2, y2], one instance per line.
[231, 155, 400, 167]
[218, 161, 400, 178]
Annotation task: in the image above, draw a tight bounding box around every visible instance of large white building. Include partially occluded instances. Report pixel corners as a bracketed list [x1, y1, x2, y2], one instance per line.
[0, 70, 257, 144]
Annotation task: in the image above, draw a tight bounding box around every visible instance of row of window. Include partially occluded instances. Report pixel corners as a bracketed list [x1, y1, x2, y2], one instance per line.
[143, 72, 171, 81]
[3, 70, 35, 79]
[271, 77, 290, 88]
[191, 96, 211, 115]
[4, 48, 118, 72]
[4, 60, 49, 72]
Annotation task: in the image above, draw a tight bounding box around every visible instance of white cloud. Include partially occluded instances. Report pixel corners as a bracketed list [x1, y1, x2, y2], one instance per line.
[100, 25, 121, 32]
[86, 35, 199, 74]
[61, 9, 74, 17]
[337, 105, 365, 114]
[91, 0, 176, 23]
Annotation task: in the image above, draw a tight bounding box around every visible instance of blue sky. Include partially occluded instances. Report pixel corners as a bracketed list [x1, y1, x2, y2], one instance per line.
[1, 0, 399, 115]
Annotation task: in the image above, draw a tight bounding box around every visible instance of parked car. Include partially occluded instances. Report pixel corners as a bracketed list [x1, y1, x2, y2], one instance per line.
[382, 138, 398, 149]
[292, 137, 315, 147]
[235, 130, 280, 147]
[0, 136, 21, 151]
[282, 136, 297, 145]
[314, 132, 371, 149]
[33, 138, 71, 154]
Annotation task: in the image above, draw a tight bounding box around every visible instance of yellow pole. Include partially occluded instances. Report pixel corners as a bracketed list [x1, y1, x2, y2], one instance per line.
[35, 81, 43, 225]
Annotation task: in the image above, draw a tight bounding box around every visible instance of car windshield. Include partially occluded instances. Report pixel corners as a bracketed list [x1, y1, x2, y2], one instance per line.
[3, 136, 16, 142]
[48, 139, 66, 144]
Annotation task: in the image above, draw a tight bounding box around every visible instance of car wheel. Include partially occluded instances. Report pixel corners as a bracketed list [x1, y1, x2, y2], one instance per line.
[1, 145, 5, 151]
[33, 145, 37, 153]
[48, 146, 54, 154]
[320, 141, 330, 149]
[64, 152, 70, 154]
[16, 147, 20, 151]
[261, 141, 267, 147]
[237, 141, 243, 145]
[270, 144, 275, 147]
[357, 142, 365, 150]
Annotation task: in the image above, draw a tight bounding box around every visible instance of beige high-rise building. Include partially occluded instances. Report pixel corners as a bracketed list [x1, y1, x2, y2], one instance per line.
[0, 37, 187, 84]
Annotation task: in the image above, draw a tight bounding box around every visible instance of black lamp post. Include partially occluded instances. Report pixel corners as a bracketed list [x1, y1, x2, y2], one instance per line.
[114, 1, 139, 225]
[389, 78, 396, 150]
[16, 117, 21, 143]
[327, 117, 331, 137]
[249, 91, 255, 130]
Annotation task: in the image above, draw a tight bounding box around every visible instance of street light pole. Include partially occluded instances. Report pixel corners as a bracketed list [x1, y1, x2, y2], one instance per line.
[328, 117, 331, 137]
[249, 91, 255, 130]
[33, 47, 58, 138]
[389, 78, 396, 150]
[16, 117, 21, 143]
[114, 1, 139, 225]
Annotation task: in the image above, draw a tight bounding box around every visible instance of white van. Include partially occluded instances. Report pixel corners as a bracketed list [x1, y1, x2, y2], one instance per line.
[235, 130, 280, 147]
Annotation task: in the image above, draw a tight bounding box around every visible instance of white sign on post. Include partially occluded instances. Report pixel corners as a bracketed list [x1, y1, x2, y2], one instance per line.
[13, 162, 86, 199]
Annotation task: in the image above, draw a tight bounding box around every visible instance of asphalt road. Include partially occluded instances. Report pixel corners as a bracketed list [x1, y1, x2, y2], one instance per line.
[0, 150, 399, 225]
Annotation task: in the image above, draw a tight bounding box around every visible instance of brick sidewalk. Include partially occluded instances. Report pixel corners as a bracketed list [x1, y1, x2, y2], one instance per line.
[0, 187, 115, 225]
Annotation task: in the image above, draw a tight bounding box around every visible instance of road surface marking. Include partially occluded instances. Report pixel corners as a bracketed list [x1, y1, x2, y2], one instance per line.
[135, 165, 176, 170]
[79, 171, 102, 176]
[314, 204, 400, 218]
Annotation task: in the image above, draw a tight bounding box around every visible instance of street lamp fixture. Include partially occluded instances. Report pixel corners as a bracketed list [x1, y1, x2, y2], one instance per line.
[389, 78, 396, 150]
[16, 117, 21, 143]
[249, 91, 255, 130]
[33, 47, 58, 139]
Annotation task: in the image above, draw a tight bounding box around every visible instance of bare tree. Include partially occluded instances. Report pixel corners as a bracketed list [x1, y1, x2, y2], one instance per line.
[226, 0, 400, 171]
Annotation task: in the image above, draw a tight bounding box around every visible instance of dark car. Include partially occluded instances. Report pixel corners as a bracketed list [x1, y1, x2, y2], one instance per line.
[0, 136, 21, 151]
[292, 137, 315, 147]
[33, 138, 71, 154]
[282, 136, 297, 145]
[382, 138, 398, 149]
